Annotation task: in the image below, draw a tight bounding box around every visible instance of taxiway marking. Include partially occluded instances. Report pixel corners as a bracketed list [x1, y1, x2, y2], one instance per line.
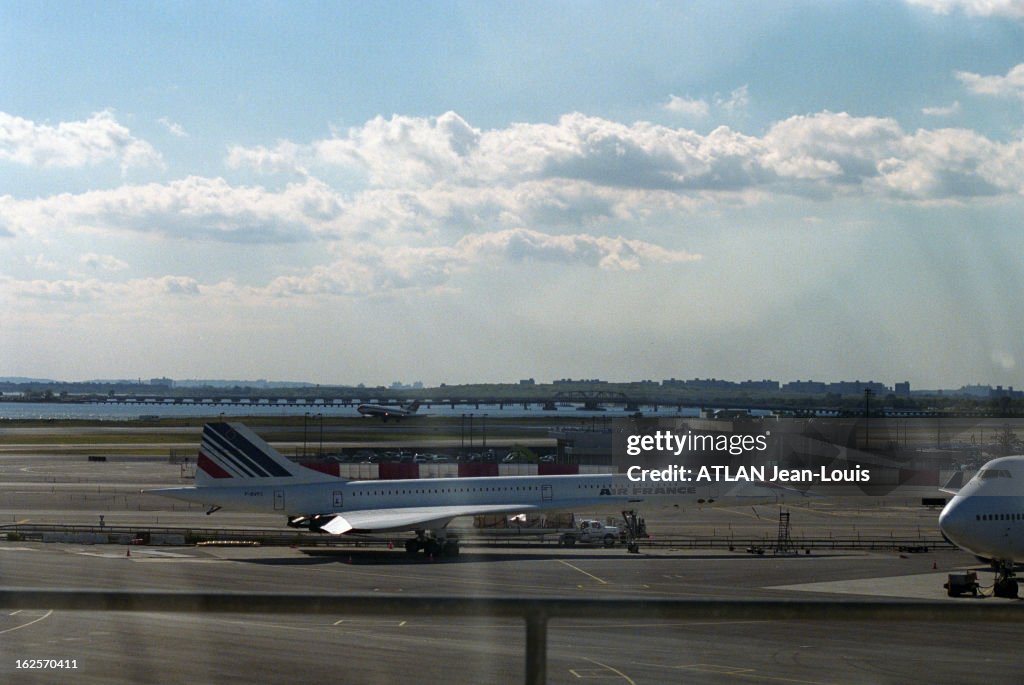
[575, 656, 636, 684]
[0, 609, 53, 636]
[558, 560, 609, 584]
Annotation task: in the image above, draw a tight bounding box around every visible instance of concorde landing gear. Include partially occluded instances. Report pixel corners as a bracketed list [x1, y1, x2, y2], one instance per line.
[621, 510, 647, 554]
[404, 530, 460, 558]
[992, 560, 1019, 599]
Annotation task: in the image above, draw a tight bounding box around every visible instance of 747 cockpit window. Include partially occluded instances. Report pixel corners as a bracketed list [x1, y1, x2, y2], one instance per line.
[980, 469, 1013, 479]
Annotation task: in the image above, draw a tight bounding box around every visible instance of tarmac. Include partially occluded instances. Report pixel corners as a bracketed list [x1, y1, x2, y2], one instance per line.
[2, 452, 1023, 684]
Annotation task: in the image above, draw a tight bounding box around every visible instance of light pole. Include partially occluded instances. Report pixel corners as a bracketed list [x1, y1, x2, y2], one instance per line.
[303, 412, 310, 458]
[864, 389, 873, 450]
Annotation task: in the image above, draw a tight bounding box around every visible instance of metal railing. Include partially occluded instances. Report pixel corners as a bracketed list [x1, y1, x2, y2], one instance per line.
[1, 590, 1021, 685]
[2, 523, 954, 550]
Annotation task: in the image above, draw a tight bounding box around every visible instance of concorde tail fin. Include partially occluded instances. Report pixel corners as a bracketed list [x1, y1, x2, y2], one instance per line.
[195, 422, 337, 486]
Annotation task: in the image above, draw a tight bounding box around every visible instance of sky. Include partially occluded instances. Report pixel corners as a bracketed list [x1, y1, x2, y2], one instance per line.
[2, 0, 1024, 388]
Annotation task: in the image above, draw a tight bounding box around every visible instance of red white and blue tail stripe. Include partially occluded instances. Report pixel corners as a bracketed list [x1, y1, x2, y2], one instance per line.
[196, 422, 335, 485]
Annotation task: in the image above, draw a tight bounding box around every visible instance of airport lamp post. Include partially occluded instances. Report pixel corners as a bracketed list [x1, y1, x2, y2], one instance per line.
[864, 389, 872, 450]
[303, 412, 309, 458]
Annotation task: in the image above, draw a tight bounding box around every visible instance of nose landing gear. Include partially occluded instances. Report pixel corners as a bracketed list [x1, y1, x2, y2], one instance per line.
[993, 561, 1018, 598]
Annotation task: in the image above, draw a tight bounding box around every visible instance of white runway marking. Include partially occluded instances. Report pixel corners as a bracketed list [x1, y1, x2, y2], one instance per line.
[558, 559, 609, 585]
[0, 609, 52, 635]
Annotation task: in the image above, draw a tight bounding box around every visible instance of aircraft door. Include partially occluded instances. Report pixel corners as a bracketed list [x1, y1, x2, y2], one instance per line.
[274, 490, 284, 511]
[541, 484, 552, 501]
[333, 491, 344, 509]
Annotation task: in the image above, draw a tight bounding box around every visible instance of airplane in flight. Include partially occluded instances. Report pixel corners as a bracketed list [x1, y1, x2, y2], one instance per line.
[147, 422, 770, 556]
[356, 400, 421, 421]
[939, 455, 1024, 597]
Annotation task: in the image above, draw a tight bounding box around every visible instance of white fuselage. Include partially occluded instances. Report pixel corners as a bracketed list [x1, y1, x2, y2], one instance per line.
[939, 456, 1024, 563]
[158, 473, 704, 519]
[356, 403, 415, 418]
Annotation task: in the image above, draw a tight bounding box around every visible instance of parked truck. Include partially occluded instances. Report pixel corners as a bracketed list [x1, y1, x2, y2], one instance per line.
[559, 519, 621, 547]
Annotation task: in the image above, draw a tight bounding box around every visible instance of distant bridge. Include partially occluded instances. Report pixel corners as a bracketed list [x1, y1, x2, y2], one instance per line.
[13, 392, 1016, 418]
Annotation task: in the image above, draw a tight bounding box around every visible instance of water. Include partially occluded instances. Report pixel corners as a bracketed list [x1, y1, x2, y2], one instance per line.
[0, 401, 703, 421]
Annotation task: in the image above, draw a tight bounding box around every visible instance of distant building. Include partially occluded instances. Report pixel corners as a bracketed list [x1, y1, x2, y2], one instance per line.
[781, 379, 889, 395]
[739, 379, 780, 392]
[991, 386, 1024, 399]
[826, 380, 890, 396]
[685, 378, 735, 391]
[895, 381, 910, 397]
[783, 380, 828, 394]
[149, 377, 173, 388]
[957, 384, 992, 398]
[519, 378, 536, 386]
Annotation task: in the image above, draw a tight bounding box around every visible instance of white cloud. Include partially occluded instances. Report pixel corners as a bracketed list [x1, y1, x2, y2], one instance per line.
[664, 87, 748, 119]
[761, 112, 1024, 200]
[3, 276, 112, 302]
[716, 85, 750, 113]
[6, 108, 1022, 257]
[25, 254, 59, 271]
[872, 127, 1005, 199]
[2, 225, 697, 305]
[907, 0, 1024, 19]
[157, 117, 188, 138]
[663, 95, 710, 118]
[297, 109, 1024, 202]
[313, 111, 482, 187]
[956, 63, 1024, 100]
[1, 107, 1019, 267]
[0, 176, 344, 243]
[0, 110, 163, 172]
[455, 228, 700, 271]
[922, 101, 961, 116]
[226, 140, 307, 175]
[80, 253, 129, 272]
[265, 228, 699, 298]
[1, 274, 208, 304]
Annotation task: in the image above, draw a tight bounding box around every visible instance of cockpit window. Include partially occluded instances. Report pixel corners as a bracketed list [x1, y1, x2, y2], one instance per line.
[979, 469, 1013, 479]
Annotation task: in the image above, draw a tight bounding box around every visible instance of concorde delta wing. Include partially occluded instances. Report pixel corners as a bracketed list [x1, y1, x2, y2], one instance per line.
[319, 503, 546, 534]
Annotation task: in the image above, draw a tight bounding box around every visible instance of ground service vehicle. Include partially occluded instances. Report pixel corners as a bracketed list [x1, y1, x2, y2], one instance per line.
[560, 519, 621, 547]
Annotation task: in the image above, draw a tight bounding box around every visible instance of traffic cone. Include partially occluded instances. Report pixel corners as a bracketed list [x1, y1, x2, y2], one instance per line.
[388, 541, 393, 550]
[933, 561, 937, 570]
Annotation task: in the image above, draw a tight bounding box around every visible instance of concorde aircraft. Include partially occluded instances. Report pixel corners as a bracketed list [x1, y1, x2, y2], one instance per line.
[356, 400, 421, 421]
[147, 422, 750, 556]
[939, 455, 1024, 597]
